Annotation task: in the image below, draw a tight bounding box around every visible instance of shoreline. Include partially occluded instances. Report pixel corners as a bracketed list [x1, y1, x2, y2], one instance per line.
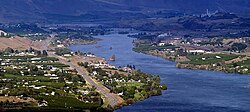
[133, 49, 250, 75]
[67, 44, 167, 111]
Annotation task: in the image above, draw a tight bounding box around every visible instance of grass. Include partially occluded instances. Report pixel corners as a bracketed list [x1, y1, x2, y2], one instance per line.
[227, 59, 250, 70]
[181, 54, 240, 65]
[134, 92, 144, 101]
[133, 44, 177, 52]
[235, 59, 250, 65]
[31, 82, 66, 89]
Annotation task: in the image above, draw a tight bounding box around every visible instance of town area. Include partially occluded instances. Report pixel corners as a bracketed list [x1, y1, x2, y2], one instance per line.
[0, 29, 166, 111]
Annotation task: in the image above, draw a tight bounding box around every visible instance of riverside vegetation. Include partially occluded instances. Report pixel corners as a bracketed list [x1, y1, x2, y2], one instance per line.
[132, 33, 250, 75]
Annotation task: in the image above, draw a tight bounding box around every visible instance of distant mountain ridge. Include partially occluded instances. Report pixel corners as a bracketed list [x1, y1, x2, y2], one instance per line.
[0, 0, 250, 23]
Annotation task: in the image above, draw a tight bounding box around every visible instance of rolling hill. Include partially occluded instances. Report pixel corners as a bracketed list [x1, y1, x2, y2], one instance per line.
[0, 0, 250, 23]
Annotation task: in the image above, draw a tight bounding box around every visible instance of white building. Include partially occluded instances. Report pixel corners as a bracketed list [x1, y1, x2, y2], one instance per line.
[0, 30, 8, 37]
[57, 44, 65, 48]
[187, 50, 205, 53]
[158, 43, 166, 46]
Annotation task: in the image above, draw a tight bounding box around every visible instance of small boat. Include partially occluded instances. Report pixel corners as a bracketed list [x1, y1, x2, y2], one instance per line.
[109, 55, 116, 61]
[110, 47, 113, 50]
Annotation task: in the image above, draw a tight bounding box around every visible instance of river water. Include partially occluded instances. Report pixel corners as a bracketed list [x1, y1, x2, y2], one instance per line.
[69, 33, 250, 112]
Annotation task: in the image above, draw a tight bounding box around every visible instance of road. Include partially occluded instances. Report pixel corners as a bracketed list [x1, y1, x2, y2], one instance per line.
[48, 52, 123, 108]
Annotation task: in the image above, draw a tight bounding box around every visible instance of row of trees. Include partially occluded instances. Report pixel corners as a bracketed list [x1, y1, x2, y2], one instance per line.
[54, 48, 71, 56]
[4, 47, 48, 56]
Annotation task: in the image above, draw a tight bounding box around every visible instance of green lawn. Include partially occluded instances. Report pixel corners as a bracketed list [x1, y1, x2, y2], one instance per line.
[31, 82, 66, 89]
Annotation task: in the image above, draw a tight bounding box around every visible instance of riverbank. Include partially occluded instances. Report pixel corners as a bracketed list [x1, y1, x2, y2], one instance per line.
[67, 38, 102, 46]
[133, 45, 250, 75]
[65, 48, 167, 110]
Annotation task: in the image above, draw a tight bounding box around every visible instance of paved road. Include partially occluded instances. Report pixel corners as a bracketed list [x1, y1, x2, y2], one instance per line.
[48, 52, 122, 108]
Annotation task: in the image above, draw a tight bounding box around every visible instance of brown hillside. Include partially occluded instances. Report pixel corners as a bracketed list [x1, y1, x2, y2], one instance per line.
[0, 36, 45, 51]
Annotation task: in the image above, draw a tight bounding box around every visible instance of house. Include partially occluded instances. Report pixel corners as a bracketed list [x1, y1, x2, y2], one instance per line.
[51, 91, 55, 96]
[63, 54, 72, 57]
[86, 54, 96, 57]
[118, 92, 123, 96]
[122, 67, 132, 72]
[187, 50, 205, 53]
[0, 30, 8, 37]
[50, 77, 59, 80]
[44, 74, 52, 77]
[77, 90, 89, 95]
[31, 58, 41, 61]
[66, 81, 73, 84]
[34, 87, 42, 89]
[57, 44, 65, 48]
[92, 71, 98, 75]
[215, 56, 221, 59]
[158, 43, 166, 46]
[38, 100, 48, 107]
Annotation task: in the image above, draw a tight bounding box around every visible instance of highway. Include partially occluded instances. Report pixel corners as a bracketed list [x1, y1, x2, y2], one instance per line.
[48, 52, 123, 108]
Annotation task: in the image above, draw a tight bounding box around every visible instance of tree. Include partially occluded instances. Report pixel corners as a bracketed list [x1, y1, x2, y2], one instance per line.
[55, 48, 71, 56]
[58, 76, 65, 82]
[72, 75, 80, 82]
[6, 68, 20, 75]
[28, 64, 38, 72]
[36, 51, 41, 55]
[42, 50, 48, 56]
[29, 47, 35, 53]
[161, 84, 168, 90]
[4, 47, 14, 53]
[231, 43, 247, 52]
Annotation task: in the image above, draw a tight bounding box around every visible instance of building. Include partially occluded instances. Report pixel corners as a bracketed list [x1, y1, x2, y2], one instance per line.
[187, 50, 205, 53]
[158, 43, 166, 46]
[57, 44, 65, 48]
[0, 30, 8, 37]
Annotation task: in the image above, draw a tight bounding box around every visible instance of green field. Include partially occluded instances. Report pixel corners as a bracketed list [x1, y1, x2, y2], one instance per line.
[34, 62, 70, 68]
[3, 74, 50, 81]
[228, 59, 250, 70]
[133, 44, 177, 52]
[31, 82, 66, 89]
[182, 54, 241, 65]
[235, 59, 250, 65]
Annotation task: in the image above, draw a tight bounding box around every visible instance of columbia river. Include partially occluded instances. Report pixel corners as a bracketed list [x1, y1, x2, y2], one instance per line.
[69, 33, 250, 112]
